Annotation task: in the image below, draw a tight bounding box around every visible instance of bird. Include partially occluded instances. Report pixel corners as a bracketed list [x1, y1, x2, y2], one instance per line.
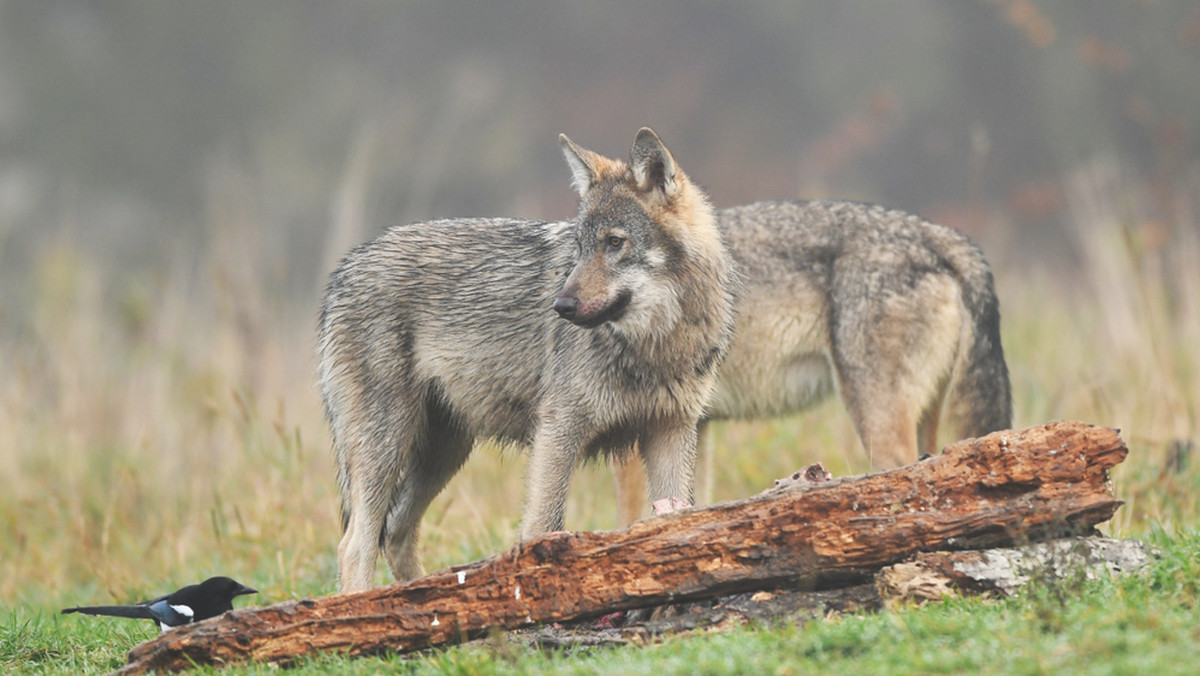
[61, 576, 257, 632]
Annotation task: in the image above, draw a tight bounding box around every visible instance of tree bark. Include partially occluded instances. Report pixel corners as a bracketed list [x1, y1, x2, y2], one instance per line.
[876, 536, 1153, 601]
[118, 420, 1127, 674]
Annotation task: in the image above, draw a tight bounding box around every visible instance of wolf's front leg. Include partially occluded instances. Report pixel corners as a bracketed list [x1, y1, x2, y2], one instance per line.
[520, 419, 583, 539]
[639, 418, 697, 514]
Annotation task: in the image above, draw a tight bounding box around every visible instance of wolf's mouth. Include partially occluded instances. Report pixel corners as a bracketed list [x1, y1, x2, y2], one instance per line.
[563, 289, 632, 328]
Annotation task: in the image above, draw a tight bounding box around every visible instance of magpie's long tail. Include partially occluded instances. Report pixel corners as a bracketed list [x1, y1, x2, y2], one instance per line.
[61, 604, 156, 620]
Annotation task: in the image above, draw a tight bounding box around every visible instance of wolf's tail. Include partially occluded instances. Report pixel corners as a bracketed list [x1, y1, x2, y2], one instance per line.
[940, 235, 1013, 438]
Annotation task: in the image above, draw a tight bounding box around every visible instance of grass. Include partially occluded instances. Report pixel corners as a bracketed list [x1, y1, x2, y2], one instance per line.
[1, 161, 1197, 673]
[6, 529, 1199, 675]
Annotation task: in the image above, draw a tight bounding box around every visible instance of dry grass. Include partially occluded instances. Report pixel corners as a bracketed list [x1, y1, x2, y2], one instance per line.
[1, 160, 1196, 616]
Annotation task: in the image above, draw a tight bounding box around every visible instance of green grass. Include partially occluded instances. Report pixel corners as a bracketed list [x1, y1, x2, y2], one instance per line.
[5, 529, 1198, 675]
[1, 164, 1198, 672]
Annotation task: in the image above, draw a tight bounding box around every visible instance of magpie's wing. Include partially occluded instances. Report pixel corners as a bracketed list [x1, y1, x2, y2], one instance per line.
[145, 598, 195, 629]
[61, 604, 158, 621]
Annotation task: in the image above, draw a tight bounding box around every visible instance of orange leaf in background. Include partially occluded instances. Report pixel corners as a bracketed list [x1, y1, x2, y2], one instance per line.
[1079, 36, 1131, 72]
[1002, 0, 1057, 48]
[1008, 179, 1064, 220]
[800, 90, 899, 179]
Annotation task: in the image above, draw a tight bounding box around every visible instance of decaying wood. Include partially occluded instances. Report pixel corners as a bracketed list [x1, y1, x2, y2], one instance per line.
[877, 536, 1154, 602]
[517, 534, 1153, 651]
[512, 582, 885, 650]
[118, 420, 1127, 673]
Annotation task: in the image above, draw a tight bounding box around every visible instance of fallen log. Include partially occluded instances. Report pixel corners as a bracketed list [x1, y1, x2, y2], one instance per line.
[118, 420, 1127, 673]
[491, 535, 1153, 652]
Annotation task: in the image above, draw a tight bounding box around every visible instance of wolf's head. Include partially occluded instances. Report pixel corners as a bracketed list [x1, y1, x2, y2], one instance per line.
[553, 128, 721, 338]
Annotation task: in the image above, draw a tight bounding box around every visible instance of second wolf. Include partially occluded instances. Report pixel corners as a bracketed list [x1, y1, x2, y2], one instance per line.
[320, 129, 736, 592]
[616, 199, 1012, 521]
[710, 200, 1011, 468]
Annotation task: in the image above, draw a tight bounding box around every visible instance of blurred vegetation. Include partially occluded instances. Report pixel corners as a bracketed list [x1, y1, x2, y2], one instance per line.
[2, 2, 1199, 285]
[0, 4, 1198, 672]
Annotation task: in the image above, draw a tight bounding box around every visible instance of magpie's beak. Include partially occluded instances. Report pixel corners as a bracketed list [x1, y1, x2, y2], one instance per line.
[236, 584, 258, 597]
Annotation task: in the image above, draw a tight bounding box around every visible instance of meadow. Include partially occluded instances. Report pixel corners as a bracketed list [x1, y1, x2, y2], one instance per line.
[2, 161, 1197, 673]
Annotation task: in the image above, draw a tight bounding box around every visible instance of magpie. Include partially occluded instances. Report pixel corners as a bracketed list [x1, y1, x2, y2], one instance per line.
[61, 576, 257, 632]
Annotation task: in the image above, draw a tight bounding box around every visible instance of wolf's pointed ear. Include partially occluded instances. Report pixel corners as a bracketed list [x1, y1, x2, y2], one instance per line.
[560, 133, 600, 199]
[629, 127, 679, 199]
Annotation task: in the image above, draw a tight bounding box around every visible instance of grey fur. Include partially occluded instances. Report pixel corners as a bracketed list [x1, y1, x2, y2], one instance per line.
[614, 199, 1011, 523]
[319, 128, 736, 592]
[614, 200, 1011, 523]
[710, 199, 1011, 466]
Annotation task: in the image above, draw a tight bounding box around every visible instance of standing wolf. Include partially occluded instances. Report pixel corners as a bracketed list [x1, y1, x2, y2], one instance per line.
[711, 200, 1011, 467]
[615, 199, 1012, 522]
[319, 128, 736, 592]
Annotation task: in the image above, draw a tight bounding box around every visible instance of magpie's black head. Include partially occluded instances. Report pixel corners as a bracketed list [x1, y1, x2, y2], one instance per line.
[200, 576, 257, 599]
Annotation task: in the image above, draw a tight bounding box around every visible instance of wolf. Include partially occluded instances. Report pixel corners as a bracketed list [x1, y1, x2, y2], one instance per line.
[319, 128, 737, 592]
[615, 199, 1012, 522]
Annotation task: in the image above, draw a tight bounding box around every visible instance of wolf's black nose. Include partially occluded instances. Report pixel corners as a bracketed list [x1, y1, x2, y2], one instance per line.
[553, 296, 578, 318]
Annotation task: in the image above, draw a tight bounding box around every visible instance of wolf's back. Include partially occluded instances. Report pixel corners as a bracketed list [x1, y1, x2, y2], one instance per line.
[319, 216, 571, 426]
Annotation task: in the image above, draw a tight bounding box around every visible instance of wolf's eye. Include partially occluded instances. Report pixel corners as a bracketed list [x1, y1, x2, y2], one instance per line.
[606, 235, 626, 250]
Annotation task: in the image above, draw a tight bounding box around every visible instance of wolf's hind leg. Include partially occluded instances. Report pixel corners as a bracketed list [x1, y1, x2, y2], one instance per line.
[381, 410, 473, 583]
[832, 355, 921, 469]
[337, 429, 409, 593]
[335, 383, 435, 592]
[848, 398, 920, 469]
[832, 275, 960, 469]
[338, 474, 387, 592]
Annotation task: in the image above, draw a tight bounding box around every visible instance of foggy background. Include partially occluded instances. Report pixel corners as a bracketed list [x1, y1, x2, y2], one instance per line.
[3, 2, 1200, 608]
[1, 0, 1198, 328]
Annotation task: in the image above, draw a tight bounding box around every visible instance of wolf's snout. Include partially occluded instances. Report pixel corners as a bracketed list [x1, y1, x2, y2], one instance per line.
[553, 295, 578, 319]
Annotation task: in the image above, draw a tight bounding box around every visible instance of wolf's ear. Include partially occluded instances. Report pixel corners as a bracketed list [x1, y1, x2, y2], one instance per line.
[560, 133, 600, 199]
[629, 127, 679, 199]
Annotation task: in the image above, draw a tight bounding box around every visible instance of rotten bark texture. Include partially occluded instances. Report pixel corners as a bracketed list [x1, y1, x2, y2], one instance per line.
[877, 536, 1154, 601]
[118, 420, 1127, 673]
